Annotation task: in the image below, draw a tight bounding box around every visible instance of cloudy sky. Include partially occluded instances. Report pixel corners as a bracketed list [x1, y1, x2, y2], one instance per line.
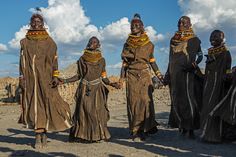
[0, 0, 236, 77]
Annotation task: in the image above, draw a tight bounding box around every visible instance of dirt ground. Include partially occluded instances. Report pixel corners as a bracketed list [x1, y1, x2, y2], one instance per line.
[0, 87, 236, 157]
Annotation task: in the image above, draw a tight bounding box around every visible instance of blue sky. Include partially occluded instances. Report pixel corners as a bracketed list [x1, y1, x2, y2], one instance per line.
[0, 0, 236, 77]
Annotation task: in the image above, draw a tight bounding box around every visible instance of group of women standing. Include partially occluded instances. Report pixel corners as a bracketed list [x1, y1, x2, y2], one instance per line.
[18, 12, 236, 149]
[166, 16, 236, 143]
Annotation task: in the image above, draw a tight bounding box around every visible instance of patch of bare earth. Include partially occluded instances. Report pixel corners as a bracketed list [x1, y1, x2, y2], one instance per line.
[0, 71, 235, 156]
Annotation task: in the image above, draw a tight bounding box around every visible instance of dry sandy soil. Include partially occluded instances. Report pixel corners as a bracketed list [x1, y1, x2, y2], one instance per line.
[0, 78, 236, 157]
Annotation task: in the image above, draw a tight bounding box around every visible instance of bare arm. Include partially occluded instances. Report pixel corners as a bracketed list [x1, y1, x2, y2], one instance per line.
[149, 48, 164, 82]
[62, 74, 80, 84]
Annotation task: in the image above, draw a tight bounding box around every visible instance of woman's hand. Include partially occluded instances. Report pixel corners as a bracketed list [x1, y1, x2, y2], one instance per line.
[118, 78, 125, 89]
[110, 82, 121, 89]
[57, 77, 66, 85]
[50, 77, 60, 88]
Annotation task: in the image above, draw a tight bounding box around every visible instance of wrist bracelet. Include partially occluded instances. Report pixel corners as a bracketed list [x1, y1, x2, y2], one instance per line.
[155, 70, 162, 77]
[53, 70, 60, 77]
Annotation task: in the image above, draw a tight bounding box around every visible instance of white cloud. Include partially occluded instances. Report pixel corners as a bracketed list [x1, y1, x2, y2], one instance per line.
[41, 0, 99, 44]
[9, 0, 162, 53]
[146, 26, 159, 43]
[178, 0, 236, 64]
[157, 46, 169, 54]
[0, 43, 8, 52]
[9, 25, 29, 49]
[6, 0, 165, 76]
[178, 0, 236, 31]
[99, 17, 130, 43]
[157, 34, 165, 42]
[107, 62, 122, 69]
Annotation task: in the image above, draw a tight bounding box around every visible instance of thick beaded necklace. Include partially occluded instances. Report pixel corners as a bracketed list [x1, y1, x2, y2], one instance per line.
[208, 44, 228, 55]
[126, 32, 150, 49]
[172, 28, 195, 42]
[82, 49, 102, 63]
[26, 30, 49, 40]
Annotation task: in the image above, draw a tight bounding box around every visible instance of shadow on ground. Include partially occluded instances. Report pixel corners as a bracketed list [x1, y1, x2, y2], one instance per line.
[0, 146, 78, 157]
[108, 126, 236, 157]
[1, 112, 235, 157]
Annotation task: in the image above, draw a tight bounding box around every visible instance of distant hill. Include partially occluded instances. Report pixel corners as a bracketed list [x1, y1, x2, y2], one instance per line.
[61, 62, 120, 78]
[60, 63, 77, 78]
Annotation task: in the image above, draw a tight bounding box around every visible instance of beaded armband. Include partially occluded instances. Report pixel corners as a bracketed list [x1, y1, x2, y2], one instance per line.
[101, 71, 107, 78]
[53, 70, 60, 77]
[149, 58, 156, 63]
[155, 70, 162, 77]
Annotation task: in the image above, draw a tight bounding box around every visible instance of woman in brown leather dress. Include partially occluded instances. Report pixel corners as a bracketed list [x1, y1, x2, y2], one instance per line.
[165, 16, 203, 138]
[19, 13, 72, 149]
[201, 30, 232, 143]
[118, 14, 163, 141]
[60, 36, 119, 142]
